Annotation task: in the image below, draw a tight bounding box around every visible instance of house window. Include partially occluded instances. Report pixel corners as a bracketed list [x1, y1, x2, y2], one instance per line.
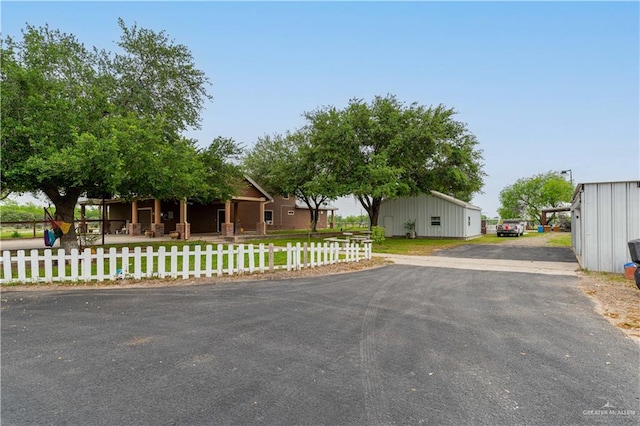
[288, 210, 295, 216]
[431, 216, 441, 226]
[468, 216, 471, 226]
[282, 194, 289, 200]
[264, 210, 273, 225]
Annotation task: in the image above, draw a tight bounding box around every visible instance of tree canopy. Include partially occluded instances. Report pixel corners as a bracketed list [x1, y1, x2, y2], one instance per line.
[304, 95, 485, 226]
[498, 172, 574, 223]
[1, 20, 237, 249]
[243, 131, 347, 232]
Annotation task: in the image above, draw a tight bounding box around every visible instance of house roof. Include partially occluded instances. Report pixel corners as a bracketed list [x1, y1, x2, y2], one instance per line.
[241, 175, 273, 202]
[294, 199, 338, 211]
[429, 190, 481, 211]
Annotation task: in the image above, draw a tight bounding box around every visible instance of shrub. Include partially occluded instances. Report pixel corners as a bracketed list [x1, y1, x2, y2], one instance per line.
[371, 226, 385, 243]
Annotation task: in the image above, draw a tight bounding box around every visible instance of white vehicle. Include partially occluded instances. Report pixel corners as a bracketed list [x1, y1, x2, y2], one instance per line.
[497, 219, 524, 237]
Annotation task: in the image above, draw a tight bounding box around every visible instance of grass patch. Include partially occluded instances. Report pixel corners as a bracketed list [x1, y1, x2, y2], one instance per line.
[373, 232, 547, 255]
[546, 233, 572, 247]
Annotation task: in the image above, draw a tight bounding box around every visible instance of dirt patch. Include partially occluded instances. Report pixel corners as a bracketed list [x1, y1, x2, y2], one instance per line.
[577, 271, 640, 343]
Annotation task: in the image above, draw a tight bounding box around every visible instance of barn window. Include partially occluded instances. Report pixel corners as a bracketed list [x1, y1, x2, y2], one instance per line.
[468, 216, 471, 226]
[431, 216, 441, 226]
[282, 194, 289, 200]
[288, 210, 295, 216]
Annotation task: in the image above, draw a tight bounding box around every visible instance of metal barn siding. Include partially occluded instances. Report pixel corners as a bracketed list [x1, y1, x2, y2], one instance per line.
[379, 192, 482, 239]
[571, 181, 640, 273]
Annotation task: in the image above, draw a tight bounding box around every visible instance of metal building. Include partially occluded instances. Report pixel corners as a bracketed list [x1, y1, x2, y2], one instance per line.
[379, 191, 482, 239]
[571, 181, 640, 273]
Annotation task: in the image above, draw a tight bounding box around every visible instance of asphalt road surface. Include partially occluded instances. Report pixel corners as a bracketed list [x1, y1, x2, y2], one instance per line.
[432, 244, 578, 263]
[3, 262, 639, 425]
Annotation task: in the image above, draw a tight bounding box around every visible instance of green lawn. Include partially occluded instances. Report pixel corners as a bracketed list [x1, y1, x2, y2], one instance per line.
[372, 232, 549, 255]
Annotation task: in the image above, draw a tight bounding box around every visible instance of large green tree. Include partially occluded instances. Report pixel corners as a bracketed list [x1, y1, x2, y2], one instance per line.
[243, 131, 347, 232]
[1, 20, 214, 250]
[304, 95, 485, 226]
[498, 172, 574, 224]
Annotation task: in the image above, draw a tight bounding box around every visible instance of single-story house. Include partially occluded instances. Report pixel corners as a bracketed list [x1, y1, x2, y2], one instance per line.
[261, 196, 337, 231]
[571, 180, 640, 273]
[378, 191, 482, 239]
[80, 176, 337, 238]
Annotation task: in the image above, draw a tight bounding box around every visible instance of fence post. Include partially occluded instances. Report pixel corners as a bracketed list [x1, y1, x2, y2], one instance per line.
[44, 249, 53, 283]
[216, 244, 224, 277]
[248, 244, 255, 274]
[121, 247, 130, 279]
[17, 250, 26, 282]
[58, 249, 67, 282]
[227, 244, 234, 276]
[82, 248, 92, 281]
[2, 251, 13, 284]
[169, 246, 178, 278]
[286, 243, 292, 271]
[268, 244, 274, 272]
[133, 247, 142, 280]
[205, 245, 213, 278]
[70, 249, 79, 281]
[31, 249, 41, 283]
[296, 242, 302, 271]
[194, 245, 202, 278]
[96, 248, 104, 282]
[303, 242, 308, 268]
[145, 247, 154, 278]
[237, 244, 245, 275]
[182, 246, 190, 279]
[258, 244, 265, 273]
[157, 247, 166, 279]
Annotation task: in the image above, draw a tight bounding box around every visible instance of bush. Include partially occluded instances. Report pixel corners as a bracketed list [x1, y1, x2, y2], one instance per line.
[371, 226, 385, 243]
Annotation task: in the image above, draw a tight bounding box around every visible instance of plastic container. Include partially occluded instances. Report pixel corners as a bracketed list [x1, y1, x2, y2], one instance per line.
[538, 225, 544, 233]
[628, 239, 640, 263]
[624, 262, 638, 280]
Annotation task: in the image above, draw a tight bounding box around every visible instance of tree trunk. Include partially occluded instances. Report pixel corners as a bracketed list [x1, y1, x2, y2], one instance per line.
[309, 209, 318, 233]
[370, 197, 382, 228]
[43, 188, 80, 252]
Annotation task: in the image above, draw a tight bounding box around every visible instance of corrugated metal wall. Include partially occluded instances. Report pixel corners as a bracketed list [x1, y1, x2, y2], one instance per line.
[574, 181, 640, 273]
[379, 194, 482, 238]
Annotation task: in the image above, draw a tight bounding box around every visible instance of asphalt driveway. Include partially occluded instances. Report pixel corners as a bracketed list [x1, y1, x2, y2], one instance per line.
[2, 265, 638, 425]
[432, 244, 578, 263]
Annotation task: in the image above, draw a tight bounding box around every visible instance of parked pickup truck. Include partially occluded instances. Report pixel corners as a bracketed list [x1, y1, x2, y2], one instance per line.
[497, 219, 524, 237]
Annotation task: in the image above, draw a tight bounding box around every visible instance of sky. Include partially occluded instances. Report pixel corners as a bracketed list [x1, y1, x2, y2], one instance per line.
[2, 1, 639, 217]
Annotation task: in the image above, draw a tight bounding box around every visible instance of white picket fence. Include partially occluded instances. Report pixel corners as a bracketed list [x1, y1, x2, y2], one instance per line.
[0, 242, 372, 285]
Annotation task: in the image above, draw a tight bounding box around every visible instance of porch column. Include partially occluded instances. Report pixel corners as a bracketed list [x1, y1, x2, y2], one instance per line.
[97, 204, 103, 234]
[234, 202, 242, 233]
[79, 205, 87, 233]
[176, 198, 190, 240]
[128, 200, 142, 235]
[151, 198, 164, 237]
[256, 201, 266, 235]
[221, 200, 234, 236]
